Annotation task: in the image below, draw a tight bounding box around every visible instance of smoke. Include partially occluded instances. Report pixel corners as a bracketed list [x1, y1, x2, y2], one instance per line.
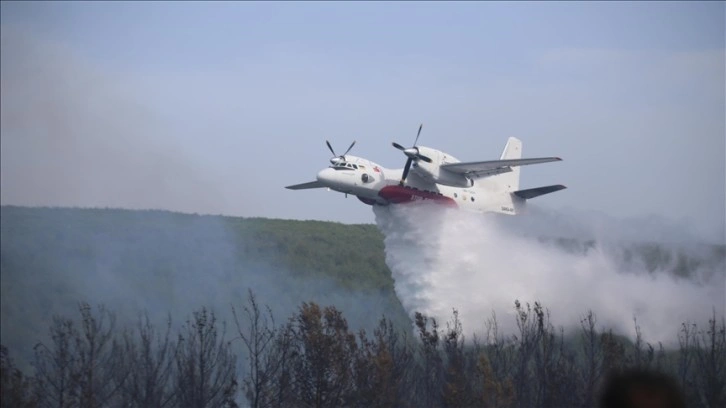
[0, 25, 224, 215]
[373, 202, 725, 345]
[1, 24, 406, 367]
[0, 207, 406, 369]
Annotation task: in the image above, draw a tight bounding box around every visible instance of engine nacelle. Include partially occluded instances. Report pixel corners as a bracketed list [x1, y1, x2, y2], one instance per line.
[414, 164, 473, 187]
[411, 146, 473, 187]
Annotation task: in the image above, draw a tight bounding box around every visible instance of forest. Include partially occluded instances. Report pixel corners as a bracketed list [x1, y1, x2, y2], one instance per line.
[1, 294, 724, 407]
[1, 206, 724, 407]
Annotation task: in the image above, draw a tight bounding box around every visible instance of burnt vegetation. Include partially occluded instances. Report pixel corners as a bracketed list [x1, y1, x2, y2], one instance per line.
[2, 297, 725, 408]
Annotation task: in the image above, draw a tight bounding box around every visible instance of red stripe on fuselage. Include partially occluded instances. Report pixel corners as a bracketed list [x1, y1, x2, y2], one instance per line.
[378, 185, 457, 207]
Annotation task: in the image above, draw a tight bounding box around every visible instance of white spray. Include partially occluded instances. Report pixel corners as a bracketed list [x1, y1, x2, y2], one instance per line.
[373, 202, 725, 345]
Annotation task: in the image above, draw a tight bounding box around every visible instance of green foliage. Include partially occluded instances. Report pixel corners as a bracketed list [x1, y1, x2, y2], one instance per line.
[0, 206, 405, 371]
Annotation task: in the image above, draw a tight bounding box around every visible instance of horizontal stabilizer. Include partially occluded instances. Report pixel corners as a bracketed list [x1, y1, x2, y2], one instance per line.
[512, 184, 567, 199]
[285, 181, 324, 190]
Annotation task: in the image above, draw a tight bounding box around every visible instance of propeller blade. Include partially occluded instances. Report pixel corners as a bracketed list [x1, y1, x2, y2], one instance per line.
[401, 158, 413, 184]
[326, 140, 336, 156]
[413, 123, 423, 146]
[392, 142, 406, 151]
[417, 154, 432, 163]
[342, 140, 356, 156]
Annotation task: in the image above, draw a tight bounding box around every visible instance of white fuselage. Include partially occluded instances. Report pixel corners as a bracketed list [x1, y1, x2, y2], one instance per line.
[315, 151, 524, 215]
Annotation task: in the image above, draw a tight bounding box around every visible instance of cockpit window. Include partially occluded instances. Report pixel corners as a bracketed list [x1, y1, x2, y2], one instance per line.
[352, 164, 358, 169]
[332, 162, 354, 170]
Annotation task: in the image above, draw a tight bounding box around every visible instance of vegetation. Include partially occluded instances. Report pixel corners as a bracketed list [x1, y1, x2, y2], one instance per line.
[1, 296, 724, 407]
[1, 205, 724, 406]
[0, 205, 409, 369]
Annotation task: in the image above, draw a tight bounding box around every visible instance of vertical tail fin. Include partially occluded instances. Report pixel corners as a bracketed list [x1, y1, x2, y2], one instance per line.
[497, 137, 522, 191]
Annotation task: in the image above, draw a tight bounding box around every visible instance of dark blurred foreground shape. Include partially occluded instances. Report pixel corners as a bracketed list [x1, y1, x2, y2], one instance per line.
[599, 369, 686, 408]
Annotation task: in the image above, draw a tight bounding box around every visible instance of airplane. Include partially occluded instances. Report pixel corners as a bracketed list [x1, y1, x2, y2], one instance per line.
[285, 124, 566, 215]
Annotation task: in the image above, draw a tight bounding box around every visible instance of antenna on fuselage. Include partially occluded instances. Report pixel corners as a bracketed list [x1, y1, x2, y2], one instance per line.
[392, 123, 432, 186]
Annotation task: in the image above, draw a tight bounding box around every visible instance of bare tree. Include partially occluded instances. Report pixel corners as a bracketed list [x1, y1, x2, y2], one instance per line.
[72, 303, 126, 408]
[693, 310, 726, 408]
[33, 303, 125, 408]
[33, 316, 78, 408]
[580, 311, 603, 407]
[600, 329, 627, 375]
[1, 345, 37, 408]
[548, 328, 580, 408]
[677, 321, 697, 402]
[232, 289, 279, 408]
[267, 320, 297, 407]
[119, 312, 177, 408]
[511, 300, 542, 408]
[482, 311, 515, 386]
[531, 304, 558, 408]
[174, 307, 238, 408]
[631, 317, 655, 369]
[442, 309, 476, 408]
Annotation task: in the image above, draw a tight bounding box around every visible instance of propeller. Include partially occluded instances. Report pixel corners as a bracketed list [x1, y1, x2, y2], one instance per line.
[326, 140, 356, 166]
[392, 124, 432, 185]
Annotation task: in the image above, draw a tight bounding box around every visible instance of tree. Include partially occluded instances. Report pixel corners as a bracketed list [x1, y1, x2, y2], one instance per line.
[413, 312, 444, 408]
[32, 303, 125, 408]
[232, 289, 279, 408]
[677, 321, 697, 402]
[289, 302, 358, 408]
[692, 310, 726, 408]
[33, 316, 78, 408]
[477, 353, 515, 408]
[119, 312, 177, 407]
[266, 320, 297, 407]
[1, 345, 37, 408]
[531, 304, 558, 408]
[354, 316, 414, 408]
[442, 309, 476, 408]
[511, 300, 542, 408]
[481, 311, 515, 389]
[580, 311, 603, 407]
[174, 307, 238, 408]
[600, 329, 627, 375]
[72, 303, 126, 407]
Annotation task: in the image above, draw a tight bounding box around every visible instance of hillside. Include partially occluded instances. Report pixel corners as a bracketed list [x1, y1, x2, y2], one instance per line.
[1, 205, 724, 370]
[0, 205, 409, 366]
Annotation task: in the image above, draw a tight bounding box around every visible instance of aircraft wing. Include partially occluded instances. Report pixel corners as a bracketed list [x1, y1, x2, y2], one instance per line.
[440, 157, 562, 178]
[285, 181, 324, 190]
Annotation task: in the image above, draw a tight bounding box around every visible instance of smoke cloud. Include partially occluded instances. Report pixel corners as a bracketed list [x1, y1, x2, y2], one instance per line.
[0, 25, 224, 215]
[0, 207, 406, 368]
[373, 202, 725, 345]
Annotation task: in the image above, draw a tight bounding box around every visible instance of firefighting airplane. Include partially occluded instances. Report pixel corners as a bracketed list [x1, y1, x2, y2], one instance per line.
[285, 125, 566, 215]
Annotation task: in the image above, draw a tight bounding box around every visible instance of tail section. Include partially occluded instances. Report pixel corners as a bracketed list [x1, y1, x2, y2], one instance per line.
[496, 137, 522, 191]
[488, 137, 565, 216]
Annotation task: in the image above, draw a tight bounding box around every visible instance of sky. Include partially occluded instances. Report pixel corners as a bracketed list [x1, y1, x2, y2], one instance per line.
[1, 1, 724, 241]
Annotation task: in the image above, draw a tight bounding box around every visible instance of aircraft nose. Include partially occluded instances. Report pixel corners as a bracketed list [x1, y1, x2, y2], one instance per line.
[316, 168, 336, 185]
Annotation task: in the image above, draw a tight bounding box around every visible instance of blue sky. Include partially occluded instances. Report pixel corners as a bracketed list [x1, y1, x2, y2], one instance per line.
[1, 1, 724, 240]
